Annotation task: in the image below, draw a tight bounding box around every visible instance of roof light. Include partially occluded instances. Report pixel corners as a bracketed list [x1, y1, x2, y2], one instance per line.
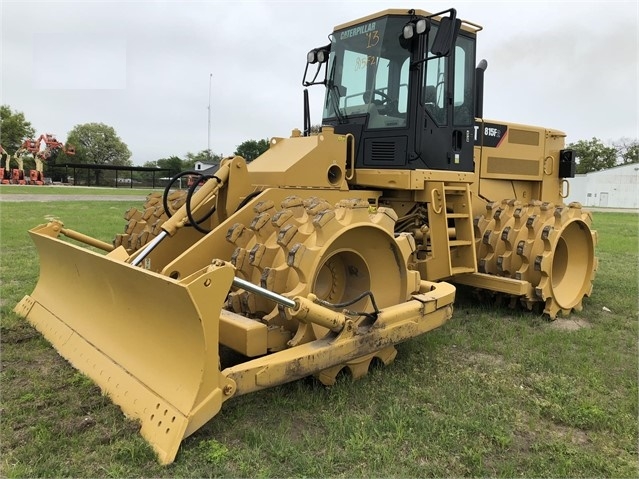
[316, 49, 329, 63]
[307, 49, 317, 64]
[403, 24, 414, 39]
[415, 19, 428, 34]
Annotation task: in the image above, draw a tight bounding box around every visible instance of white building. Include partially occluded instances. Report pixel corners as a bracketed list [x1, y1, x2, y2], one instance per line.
[193, 161, 216, 172]
[566, 163, 639, 208]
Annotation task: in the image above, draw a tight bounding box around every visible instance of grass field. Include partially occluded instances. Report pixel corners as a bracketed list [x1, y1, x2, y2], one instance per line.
[1, 200, 637, 478]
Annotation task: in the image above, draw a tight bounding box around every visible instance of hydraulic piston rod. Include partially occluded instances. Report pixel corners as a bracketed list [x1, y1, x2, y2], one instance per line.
[232, 276, 296, 309]
[229, 273, 346, 332]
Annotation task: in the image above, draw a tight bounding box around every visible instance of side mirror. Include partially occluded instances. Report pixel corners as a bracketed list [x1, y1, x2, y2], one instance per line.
[431, 15, 461, 56]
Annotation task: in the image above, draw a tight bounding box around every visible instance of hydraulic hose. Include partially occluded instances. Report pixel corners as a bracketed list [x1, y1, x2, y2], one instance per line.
[162, 170, 218, 231]
[130, 163, 230, 266]
[185, 174, 216, 234]
[162, 170, 198, 219]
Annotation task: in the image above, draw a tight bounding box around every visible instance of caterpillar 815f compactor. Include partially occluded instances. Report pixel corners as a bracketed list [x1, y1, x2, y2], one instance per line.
[15, 7, 597, 464]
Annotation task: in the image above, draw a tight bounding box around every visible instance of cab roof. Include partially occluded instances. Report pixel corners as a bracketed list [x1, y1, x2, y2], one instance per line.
[334, 8, 482, 34]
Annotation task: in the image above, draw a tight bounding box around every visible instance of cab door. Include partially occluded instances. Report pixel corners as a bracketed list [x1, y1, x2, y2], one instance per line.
[418, 31, 476, 172]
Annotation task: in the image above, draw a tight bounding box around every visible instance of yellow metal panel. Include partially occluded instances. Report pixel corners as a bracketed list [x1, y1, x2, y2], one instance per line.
[453, 272, 534, 296]
[478, 120, 545, 181]
[353, 169, 474, 191]
[219, 309, 268, 357]
[248, 128, 349, 190]
[353, 169, 413, 189]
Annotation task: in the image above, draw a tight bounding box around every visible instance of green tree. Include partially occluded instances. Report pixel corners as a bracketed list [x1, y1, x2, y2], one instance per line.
[141, 156, 184, 184]
[140, 156, 181, 182]
[65, 123, 132, 185]
[614, 138, 639, 165]
[568, 138, 618, 174]
[156, 156, 183, 176]
[622, 143, 639, 164]
[0, 105, 36, 153]
[234, 139, 270, 162]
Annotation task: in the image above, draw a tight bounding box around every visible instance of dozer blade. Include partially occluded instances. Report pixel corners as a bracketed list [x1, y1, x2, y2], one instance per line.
[14, 223, 236, 464]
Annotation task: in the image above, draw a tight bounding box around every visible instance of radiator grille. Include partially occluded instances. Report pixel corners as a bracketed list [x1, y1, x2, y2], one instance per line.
[370, 141, 396, 162]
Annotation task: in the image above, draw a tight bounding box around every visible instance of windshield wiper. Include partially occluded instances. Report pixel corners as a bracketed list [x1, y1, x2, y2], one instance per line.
[328, 82, 347, 123]
[326, 56, 346, 123]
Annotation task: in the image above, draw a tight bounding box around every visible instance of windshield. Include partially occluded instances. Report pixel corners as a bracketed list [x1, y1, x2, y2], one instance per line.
[323, 16, 411, 129]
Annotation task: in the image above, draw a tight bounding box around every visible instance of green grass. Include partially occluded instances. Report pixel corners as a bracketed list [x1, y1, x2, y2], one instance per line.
[1, 203, 637, 478]
[0, 185, 160, 196]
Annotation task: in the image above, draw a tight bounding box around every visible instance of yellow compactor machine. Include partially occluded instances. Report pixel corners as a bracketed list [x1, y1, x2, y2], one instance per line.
[15, 7, 597, 464]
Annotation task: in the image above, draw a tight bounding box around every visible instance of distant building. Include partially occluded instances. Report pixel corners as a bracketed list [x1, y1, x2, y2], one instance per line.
[566, 163, 639, 208]
[193, 161, 216, 171]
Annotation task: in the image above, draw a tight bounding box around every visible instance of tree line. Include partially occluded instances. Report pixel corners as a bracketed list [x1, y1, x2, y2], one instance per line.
[0, 106, 270, 185]
[1, 105, 637, 185]
[143, 138, 271, 179]
[567, 138, 638, 174]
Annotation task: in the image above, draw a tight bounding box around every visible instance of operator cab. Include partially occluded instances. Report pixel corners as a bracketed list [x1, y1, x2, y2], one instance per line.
[304, 9, 481, 173]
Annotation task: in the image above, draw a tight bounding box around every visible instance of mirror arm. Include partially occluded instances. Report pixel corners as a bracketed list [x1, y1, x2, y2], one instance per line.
[424, 7, 457, 21]
[302, 63, 326, 87]
[411, 47, 454, 69]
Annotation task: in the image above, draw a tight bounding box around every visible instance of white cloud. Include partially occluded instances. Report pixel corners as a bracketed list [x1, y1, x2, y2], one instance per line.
[33, 33, 127, 90]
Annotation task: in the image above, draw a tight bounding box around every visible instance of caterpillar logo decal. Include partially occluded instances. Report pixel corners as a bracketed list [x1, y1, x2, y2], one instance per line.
[339, 22, 377, 40]
[474, 121, 508, 148]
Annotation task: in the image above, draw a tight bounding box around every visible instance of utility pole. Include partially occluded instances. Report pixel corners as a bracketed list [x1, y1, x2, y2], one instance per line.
[207, 73, 212, 161]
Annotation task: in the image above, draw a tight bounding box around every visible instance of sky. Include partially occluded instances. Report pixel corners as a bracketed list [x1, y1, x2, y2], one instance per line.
[1, 0, 637, 166]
